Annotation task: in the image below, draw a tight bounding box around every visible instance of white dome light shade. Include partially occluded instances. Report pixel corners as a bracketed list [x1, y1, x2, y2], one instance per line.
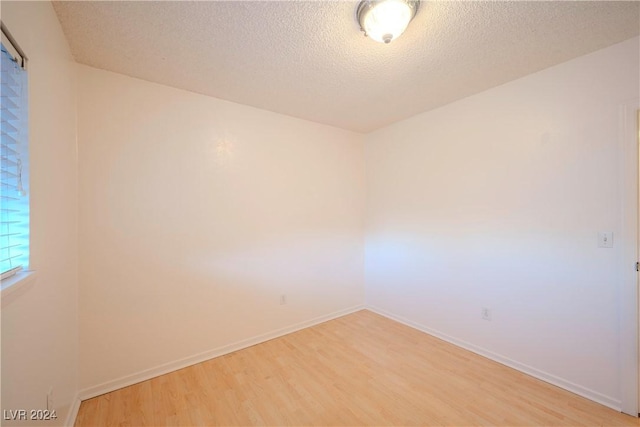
[356, 0, 420, 44]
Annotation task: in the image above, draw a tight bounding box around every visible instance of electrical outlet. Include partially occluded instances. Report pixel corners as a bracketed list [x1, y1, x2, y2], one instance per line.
[46, 386, 54, 411]
[280, 294, 286, 305]
[481, 308, 492, 321]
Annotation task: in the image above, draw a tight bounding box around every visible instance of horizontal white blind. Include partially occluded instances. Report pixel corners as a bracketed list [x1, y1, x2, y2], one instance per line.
[1, 27, 28, 279]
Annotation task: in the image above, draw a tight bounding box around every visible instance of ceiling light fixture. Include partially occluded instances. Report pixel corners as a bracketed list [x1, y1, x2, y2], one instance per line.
[356, 0, 420, 44]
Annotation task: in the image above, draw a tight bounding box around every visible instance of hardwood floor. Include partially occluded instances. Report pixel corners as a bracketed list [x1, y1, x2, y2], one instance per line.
[75, 310, 638, 426]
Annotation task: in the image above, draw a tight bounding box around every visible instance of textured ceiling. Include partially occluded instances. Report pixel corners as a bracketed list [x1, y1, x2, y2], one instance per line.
[52, 1, 639, 133]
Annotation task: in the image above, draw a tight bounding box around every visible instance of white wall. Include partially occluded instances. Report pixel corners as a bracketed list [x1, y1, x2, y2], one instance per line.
[77, 66, 365, 391]
[365, 37, 639, 409]
[1, 1, 79, 425]
[3, 2, 634, 417]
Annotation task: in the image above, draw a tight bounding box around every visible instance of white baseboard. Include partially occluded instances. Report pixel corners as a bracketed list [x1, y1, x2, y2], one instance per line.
[64, 394, 81, 427]
[78, 304, 365, 401]
[366, 305, 622, 412]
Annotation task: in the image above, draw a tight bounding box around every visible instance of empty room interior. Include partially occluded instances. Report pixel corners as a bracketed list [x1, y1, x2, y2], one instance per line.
[2, 0, 640, 425]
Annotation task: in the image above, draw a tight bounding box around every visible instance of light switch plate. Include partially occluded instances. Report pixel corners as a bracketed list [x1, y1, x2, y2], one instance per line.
[598, 231, 613, 248]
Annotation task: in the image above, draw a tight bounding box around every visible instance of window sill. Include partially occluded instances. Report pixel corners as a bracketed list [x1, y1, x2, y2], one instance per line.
[1, 270, 37, 304]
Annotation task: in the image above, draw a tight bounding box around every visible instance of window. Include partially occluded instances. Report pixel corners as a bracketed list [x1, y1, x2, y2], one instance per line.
[1, 24, 28, 281]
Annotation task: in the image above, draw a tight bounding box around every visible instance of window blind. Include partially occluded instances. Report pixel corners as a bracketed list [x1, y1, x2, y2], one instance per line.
[1, 26, 28, 280]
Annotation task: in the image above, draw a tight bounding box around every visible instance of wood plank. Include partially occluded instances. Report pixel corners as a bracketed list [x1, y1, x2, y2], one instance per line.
[75, 310, 639, 426]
